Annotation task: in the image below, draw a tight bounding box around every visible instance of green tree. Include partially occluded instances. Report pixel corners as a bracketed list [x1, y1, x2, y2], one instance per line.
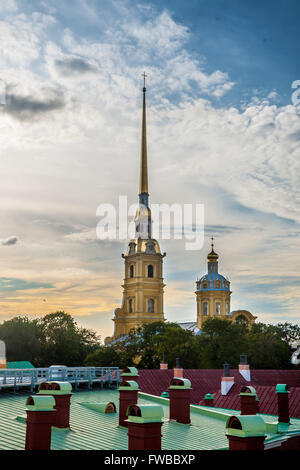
[247, 322, 292, 369]
[85, 345, 122, 367]
[0, 316, 41, 365]
[38, 311, 100, 367]
[198, 317, 248, 368]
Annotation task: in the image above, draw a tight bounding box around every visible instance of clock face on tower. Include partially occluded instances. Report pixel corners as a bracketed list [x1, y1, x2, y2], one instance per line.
[146, 242, 155, 254]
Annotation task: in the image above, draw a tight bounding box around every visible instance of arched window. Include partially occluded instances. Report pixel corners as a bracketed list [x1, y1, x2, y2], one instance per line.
[129, 299, 133, 313]
[148, 299, 154, 313]
[130, 265, 134, 278]
[203, 302, 208, 316]
[226, 302, 229, 315]
[215, 302, 221, 315]
[148, 265, 154, 278]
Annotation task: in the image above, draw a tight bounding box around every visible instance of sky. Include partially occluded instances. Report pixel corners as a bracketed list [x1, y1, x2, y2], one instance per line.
[0, 0, 299, 341]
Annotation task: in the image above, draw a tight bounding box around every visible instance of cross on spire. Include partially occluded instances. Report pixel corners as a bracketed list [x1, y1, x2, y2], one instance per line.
[211, 236, 214, 250]
[142, 71, 147, 89]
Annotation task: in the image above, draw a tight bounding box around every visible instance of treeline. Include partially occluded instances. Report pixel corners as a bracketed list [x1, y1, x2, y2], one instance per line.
[0, 312, 299, 369]
[0, 311, 100, 367]
[85, 318, 300, 370]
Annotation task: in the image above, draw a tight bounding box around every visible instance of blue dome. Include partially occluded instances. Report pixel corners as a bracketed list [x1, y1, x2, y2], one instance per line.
[196, 272, 230, 292]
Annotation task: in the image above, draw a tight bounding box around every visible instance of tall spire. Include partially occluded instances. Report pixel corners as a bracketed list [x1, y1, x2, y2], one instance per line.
[139, 72, 149, 206]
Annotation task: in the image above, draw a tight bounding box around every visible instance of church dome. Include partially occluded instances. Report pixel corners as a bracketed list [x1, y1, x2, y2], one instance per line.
[196, 239, 230, 292]
[197, 272, 230, 291]
[207, 248, 219, 262]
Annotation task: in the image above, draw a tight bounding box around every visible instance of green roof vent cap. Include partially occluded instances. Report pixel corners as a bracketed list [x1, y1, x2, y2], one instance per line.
[204, 393, 214, 400]
[240, 385, 257, 396]
[121, 367, 138, 376]
[118, 380, 139, 391]
[276, 384, 289, 394]
[126, 404, 164, 424]
[226, 415, 266, 438]
[38, 381, 72, 395]
[161, 391, 169, 398]
[25, 395, 56, 412]
[169, 378, 191, 389]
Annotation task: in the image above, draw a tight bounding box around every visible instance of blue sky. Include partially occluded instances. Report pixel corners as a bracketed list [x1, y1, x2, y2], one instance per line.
[0, 0, 299, 339]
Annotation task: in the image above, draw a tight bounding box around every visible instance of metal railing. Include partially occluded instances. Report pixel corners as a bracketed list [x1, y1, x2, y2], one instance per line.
[0, 367, 120, 392]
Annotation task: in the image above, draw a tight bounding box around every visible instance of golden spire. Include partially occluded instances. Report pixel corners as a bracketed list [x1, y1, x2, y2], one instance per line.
[139, 72, 148, 197]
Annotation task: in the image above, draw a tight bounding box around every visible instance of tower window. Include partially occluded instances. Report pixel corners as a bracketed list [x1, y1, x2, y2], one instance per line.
[129, 243, 136, 255]
[203, 302, 208, 316]
[216, 302, 221, 315]
[148, 265, 154, 278]
[129, 299, 133, 313]
[226, 302, 229, 315]
[148, 299, 154, 313]
[130, 265, 134, 278]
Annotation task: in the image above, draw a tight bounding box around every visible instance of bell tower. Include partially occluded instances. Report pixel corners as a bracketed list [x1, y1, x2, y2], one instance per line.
[195, 238, 231, 329]
[105, 75, 166, 344]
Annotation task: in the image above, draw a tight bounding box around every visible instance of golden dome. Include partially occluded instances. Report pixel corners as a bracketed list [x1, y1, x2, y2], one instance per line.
[207, 248, 219, 262]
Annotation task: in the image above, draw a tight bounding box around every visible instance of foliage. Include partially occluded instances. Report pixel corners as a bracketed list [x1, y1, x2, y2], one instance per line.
[0, 316, 41, 364]
[0, 311, 100, 367]
[0, 313, 297, 370]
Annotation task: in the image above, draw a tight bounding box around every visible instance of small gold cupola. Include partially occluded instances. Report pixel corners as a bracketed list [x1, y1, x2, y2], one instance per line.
[207, 237, 219, 273]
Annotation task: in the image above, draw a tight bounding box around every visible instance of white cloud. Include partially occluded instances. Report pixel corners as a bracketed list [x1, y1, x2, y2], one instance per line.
[0, 1, 299, 333]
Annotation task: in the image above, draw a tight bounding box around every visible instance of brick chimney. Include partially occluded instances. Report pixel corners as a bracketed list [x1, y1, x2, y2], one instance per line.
[126, 404, 164, 450]
[226, 415, 266, 450]
[238, 354, 251, 381]
[240, 386, 257, 415]
[38, 381, 72, 428]
[169, 377, 191, 424]
[121, 366, 139, 385]
[118, 380, 139, 428]
[276, 384, 290, 424]
[173, 357, 183, 378]
[160, 352, 168, 370]
[204, 393, 214, 407]
[25, 395, 56, 450]
[221, 362, 234, 395]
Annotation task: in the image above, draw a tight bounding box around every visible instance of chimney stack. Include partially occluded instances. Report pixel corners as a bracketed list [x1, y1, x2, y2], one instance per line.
[240, 386, 257, 415]
[118, 380, 139, 427]
[226, 415, 266, 450]
[276, 384, 290, 424]
[221, 362, 234, 395]
[25, 395, 56, 450]
[38, 381, 72, 428]
[239, 354, 251, 381]
[126, 404, 164, 450]
[169, 377, 191, 424]
[173, 357, 183, 378]
[160, 352, 168, 370]
[121, 366, 139, 385]
[204, 393, 214, 407]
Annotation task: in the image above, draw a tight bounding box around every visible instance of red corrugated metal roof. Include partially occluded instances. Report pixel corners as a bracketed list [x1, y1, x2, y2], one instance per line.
[138, 369, 300, 418]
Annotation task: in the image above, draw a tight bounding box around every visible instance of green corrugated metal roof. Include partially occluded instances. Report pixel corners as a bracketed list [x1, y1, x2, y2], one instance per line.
[6, 361, 34, 369]
[0, 389, 299, 450]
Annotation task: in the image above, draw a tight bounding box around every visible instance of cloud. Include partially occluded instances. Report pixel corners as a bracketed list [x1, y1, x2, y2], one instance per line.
[54, 57, 97, 76]
[0, 277, 53, 291]
[1, 236, 18, 246]
[2, 87, 65, 121]
[0, 0, 18, 14]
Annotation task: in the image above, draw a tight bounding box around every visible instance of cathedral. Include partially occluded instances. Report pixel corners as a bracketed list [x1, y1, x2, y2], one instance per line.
[104, 79, 256, 344]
